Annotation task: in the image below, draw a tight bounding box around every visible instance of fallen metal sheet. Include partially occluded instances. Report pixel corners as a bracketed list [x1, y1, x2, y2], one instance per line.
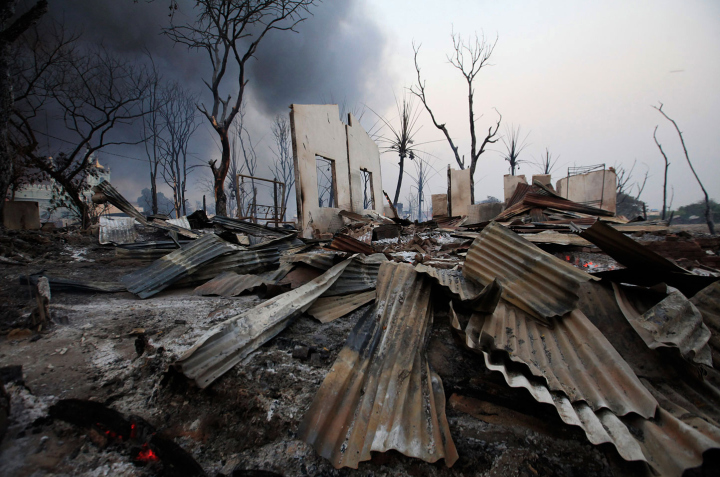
[177, 256, 355, 388]
[192, 266, 292, 297]
[147, 219, 198, 239]
[415, 263, 483, 301]
[520, 232, 592, 247]
[21, 275, 126, 293]
[613, 284, 712, 367]
[175, 248, 280, 287]
[339, 210, 371, 223]
[121, 234, 236, 299]
[575, 220, 686, 274]
[478, 301, 658, 417]
[449, 303, 720, 476]
[212, 216, 294, 238]
[306, 290, 376, 323]
[298, 262, 458, 469]
[322, 253, 387, 297]
[690, 281, 720, 368]
[463, 222, 596, 325]
[94, 180, 147, 224]
[277, 264, 324, 289]
[166, 216, 192, 230]
[327, 233, 374, 255]
[280, 252, 339, 271]
[523, 193, 615, 217]
[98, 217, 137, 245]
[246, 234, 303, 252]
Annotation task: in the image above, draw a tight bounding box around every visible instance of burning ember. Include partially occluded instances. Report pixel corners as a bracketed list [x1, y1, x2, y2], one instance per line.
[136, 443, 159, 462]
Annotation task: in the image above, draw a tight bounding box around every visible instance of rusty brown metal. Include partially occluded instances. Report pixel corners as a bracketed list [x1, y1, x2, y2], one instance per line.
[463, 222, 596, 325]
[193, 265, 293, 297]
[306, 290, 375, 323]
[327, 233, 374, 255]
[299, 262, 458, 469]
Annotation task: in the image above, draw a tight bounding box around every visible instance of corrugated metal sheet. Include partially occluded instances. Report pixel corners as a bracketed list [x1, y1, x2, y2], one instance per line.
[280, 252, 339, 271]
[520, 232, 592, 247]
[121, 234, 236, 299]
[322, 253, 387, 297]
[415, 263, 483, 301]
[690, 281, 720, 368]
[94, 181, 198, 238]
[193, 265, 293, 297]
[246, 234, 303, 251]
[478, 301, 658, 417]
[306, 290, 376, 323]
[98, 217, 137, 244]
[523, 193, 615, 217]
[463, 222, 596, 325]
[575, 221, 686, 274]
[175, 248, 280, 287]
[177, 256, 355, 388]
[613, 284, 712, 366]
[327, 233, 374, 254]
[166, 216, 192, 229]
[298, 262, 458, 469]
[213, 216, 294, 237]
[449, 302, 720, 476]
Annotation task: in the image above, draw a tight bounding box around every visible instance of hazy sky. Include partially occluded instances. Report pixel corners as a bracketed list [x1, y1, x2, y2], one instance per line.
[42, 0, 720, 214]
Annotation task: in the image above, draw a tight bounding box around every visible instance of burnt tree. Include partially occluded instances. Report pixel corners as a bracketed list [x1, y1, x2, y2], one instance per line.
[501, 124, 529, 176]
[164, 0, 316, 217]
[411, 31, 501, 204]
[653, 102, 714, 234]
[652, 125, 670, 221]
[0, 0, 47, 223]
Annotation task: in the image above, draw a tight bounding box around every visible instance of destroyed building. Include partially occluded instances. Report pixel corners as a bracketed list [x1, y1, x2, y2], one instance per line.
[1, 107, 719, 477]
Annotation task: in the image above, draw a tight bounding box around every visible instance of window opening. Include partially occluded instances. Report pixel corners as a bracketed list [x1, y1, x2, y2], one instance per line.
[315, 156, 337, 208]
[360, 168, 374, 210]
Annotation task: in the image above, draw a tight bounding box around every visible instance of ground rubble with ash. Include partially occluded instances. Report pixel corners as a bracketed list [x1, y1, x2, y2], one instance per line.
[0, 220, 718, 476]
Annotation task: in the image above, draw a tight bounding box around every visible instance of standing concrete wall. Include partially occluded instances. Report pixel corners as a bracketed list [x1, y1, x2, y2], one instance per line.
[431, 194, 448, 217]
[449, 168, 472, 216]
[504, 175, 528, 204]
[290, 104, 384, 238]
[556, 169, 617, 214]
[467, 202, 504, 224]
[346, 113, 384, 215]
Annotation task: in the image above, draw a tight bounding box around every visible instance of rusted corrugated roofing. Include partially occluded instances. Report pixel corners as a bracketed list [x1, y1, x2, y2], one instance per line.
[121, 234, 236, 299]
[449, 302, 720, 476]
[463, 222, 596, 325]
[194, 265, 293, 296]
[175, 248, 280, 287]
[478, 301, 658, 417]
[690, 281, 720, 368]
[299, 262, 458, 469]
[306, 290, 376, 323]
[280, 252, 339, 271]
[523, 193, 615, 216]
[177, 257, 355, 388]
[327, 233, 374, 254]
[98, 217, 137, 244]
[613, 283, 712, 366]
[322, 253, 387, 297]
[212, 216, 294, 237]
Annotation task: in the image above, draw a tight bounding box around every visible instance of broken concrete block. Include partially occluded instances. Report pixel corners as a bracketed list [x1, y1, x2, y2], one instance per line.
[503, 175, 528, 205]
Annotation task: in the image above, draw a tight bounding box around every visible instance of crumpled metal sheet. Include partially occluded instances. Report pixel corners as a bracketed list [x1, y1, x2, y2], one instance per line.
[449, 303, 720, 476]
[463, 221, 596, 325]
[613, 284, 713, 367]
[175, 248, 280, 287]
[192, 265, 293, 297]
[575, 220, 686, 274]
[306, 290, 376, 323]
[280, 252, 339, 271]
[299, 262, 458, 469]
[165, 216, 192, 230]
[121, 234, 236, 299]
[327, 233, 374, 254]
[322, 253, 387, 297]
[415, 263, 482, 301]
[213, 216, 294, 238]
[690, 281, 720, 368]
[98, 217, 137, 245]
[177, 257, 355, 388]
[477, 301, 658, 418]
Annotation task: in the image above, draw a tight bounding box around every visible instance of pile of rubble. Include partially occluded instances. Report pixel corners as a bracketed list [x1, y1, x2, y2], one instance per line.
[1, 179, 719, 476]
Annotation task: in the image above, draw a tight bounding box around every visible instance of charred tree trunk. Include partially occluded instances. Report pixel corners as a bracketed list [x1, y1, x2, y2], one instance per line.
[393, 154, 405, 208]
[210, 133, 231, 217]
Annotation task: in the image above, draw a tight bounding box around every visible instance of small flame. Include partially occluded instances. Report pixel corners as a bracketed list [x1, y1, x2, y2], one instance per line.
[137, 444, 159, 462]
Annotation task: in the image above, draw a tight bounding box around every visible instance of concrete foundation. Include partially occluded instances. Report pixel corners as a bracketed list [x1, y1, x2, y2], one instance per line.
[3, 201, 41, 230]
